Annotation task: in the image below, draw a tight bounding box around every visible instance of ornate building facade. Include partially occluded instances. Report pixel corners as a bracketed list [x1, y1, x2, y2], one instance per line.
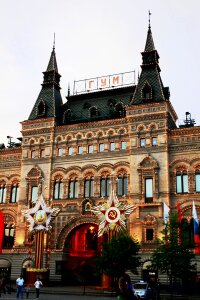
[0, 22, 200, 284]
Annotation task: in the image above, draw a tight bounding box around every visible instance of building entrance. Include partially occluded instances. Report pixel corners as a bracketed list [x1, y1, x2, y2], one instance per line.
[63, 223, 100, 285]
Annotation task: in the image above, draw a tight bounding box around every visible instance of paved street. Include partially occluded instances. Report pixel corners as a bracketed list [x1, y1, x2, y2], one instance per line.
[0, 293, 116, 300]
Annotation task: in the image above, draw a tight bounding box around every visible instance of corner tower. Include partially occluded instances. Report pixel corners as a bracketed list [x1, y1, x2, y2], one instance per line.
[131, 22, 170, 105]
[28, 46, 63, 124]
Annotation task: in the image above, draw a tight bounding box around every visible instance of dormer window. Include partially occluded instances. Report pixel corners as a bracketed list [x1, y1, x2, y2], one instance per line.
[115, 103, 124, 118]
[63, 109, 72, 124]
[90, 106, 98, 119]
[142, 82, 152, 100]
[37, 100, 46, 117]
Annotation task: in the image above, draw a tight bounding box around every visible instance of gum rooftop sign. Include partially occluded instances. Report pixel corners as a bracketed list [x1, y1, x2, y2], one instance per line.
[73, 70, 135, 94]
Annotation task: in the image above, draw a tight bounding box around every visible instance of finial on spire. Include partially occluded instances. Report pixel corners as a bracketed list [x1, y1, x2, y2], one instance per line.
[148, 10, 151, 29]
[53, 32, 55, 50]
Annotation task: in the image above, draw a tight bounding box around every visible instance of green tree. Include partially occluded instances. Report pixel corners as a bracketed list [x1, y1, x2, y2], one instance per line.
[95, 233, 141, 279]
[151, 213, 196, 292]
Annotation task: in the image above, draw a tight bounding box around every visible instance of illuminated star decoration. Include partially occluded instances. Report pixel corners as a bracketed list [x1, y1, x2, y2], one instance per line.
[91, 189, 135, 236]
[23, 194, 60, 232]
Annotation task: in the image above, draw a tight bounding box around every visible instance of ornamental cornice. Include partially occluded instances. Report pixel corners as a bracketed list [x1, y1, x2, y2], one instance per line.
[22, 128, 53, 136]
[57, 119, 128, 132]
[170, 126, 200, 136]
[0, 148, 22, 155]
[127, 113, 167, 123]
[0, 162, 21, 168]
[169, 145, 200, 152]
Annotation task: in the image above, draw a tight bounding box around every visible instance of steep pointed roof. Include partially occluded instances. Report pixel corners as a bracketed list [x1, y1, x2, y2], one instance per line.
[131, 25, 170, 105]
[28, 47, 63, 123]
[46, 46, 58, 72]
[144, 26, 155, 52]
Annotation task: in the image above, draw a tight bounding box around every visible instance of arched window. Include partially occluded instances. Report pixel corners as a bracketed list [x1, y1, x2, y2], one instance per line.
[68, 178, 78, 198]
[142, 82, 152, 100]
[10, 183, 19, 203]
[90, 107, 98, 119]
[115, 103, 124, 118]
[0, 184, 6, 203]
[195, 170, 200, 192]
[54, 180, 63, 200]
[84, 177, 94, 198]
[100, 176, 110, 197]
[63, 109, 72, 124]
[176, 171, 188, 193]
[117, 174, 128, 196]
[37, 100, 45, 117]
[3, 224, 15, 249]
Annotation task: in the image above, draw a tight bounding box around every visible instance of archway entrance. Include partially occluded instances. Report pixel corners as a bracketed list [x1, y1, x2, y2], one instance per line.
[63, 223, 101, 285]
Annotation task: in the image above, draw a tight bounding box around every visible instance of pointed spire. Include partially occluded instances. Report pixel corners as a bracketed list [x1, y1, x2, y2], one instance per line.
[144, 11, 155, 52]
[46, 47, 58, 72]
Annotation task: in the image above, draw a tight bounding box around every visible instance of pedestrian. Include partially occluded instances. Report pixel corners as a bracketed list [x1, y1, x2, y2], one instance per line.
[16, 274, 24, 299]
[34, 277, 42, 299]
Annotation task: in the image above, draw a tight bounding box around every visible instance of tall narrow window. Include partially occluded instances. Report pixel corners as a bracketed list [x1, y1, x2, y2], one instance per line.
[69, 179, 78, 198]
[68, 147, 73, 155]
[88, 145, 93, 154]
[121, 141, 126, 150]
[0, 185, 6, 203]
[145, 178, 153, 203]
[176, 171, 188, 193]
[99, 143, 104, 152]
[10, 184, 19, 203]
[110, 142, 115, 151]
[78, 146, 83, 154]
[100, 176, 110, 197]
[140, 138, 146, 147]
[84, 177, 94, 198]
[31, 186, 38, 204]
[57, 148, 63, 157]
[117, 175, 128, 196]
[195, 171, 200, 192]
[152, 137, 157, 146]
[54, 181, 63, 199]
[31, 150, 35, 158]
[40, 149, 45, 158]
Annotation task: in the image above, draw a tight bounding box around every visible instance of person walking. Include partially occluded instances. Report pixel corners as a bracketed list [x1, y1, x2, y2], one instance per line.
[16, 275, 24, 299]
[34, 278, 42, 299]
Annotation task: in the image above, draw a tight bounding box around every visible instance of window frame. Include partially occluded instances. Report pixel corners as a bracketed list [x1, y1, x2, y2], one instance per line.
[140, 138, 146, 147]
[99, 143, 104, 152]
[145, 178, 153, 203]
[117, 174, 128, 196]
[53, 181, 63, 200]
[84, 177, 94, 198]
[176, 171, 188, 194]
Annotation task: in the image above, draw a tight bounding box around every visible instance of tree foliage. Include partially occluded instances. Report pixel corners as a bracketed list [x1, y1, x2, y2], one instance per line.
[95, 233, 141, 278]
[151, 213, 196, 284]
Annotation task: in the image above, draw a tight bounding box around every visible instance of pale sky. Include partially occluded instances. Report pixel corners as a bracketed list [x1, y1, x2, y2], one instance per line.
[0, 0, 200, 146]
